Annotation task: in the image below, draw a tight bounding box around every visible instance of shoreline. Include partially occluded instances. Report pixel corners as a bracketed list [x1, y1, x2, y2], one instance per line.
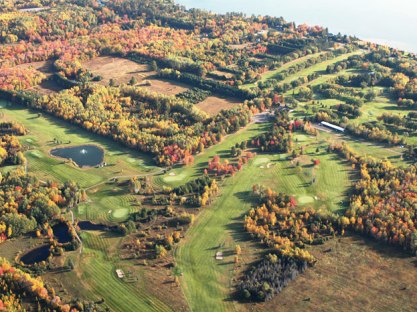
[48, 144, 105, 169]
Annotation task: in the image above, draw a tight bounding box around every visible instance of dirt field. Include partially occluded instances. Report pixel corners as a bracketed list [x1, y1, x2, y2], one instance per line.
[140, 78, 190, 96]
[83, 56, 152, 86]
[195, 95, 241, 115]
[229, 43, 252, 50]
[250, 235, 417, 312]
[15, 60, 63, 94]
[15, 60, 55, 78]
[83, 56, 190, 95]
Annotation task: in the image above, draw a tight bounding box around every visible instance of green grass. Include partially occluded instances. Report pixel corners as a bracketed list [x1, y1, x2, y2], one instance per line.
[175, 130, 352, 312]
[157, 122, 270, 188]
[76, 182, 138, 222]
[73, 231, 172, 312]
[242, 52, 326, 88]
[321, 132, 408, 167]
[280, 51, 363, 86]
[0, 100, 157, 188]
[357, 90, 406, 123]
[0, 99, 160, 225]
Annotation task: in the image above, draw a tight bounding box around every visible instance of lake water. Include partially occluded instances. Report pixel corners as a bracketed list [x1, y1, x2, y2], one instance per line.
[52, 222, 72, 244]
[20, 244, 51, 265]
[177, 0, 417, 53]
[78, 221, 109, 231]
[50, 144, 104, 168]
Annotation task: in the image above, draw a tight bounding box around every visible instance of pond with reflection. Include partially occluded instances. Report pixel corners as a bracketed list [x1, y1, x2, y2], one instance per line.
[50, 145, 104, 167]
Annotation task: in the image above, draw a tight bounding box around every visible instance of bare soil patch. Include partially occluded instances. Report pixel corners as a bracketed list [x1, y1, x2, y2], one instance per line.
[14, 60, 63, 94]
[229, 43, 252, 50]
[83, 56, 190, 95]
[83, 56, 152, 86]
[140, 78, 190, 96]
[15, 60, 55, 77]
[195, 95, 241, 116]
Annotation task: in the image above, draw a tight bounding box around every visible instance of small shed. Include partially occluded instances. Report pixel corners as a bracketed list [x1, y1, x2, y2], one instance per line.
[116, 269, 125, 278]
[215, 252, 224, 260]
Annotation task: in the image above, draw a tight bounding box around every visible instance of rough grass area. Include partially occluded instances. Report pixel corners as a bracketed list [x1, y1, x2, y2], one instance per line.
[14, 60, 63, 94]
[83, 56, 152, 86]
[0, 235, 46, 262]
[141, 78, 190, 96]
[259, 235, 417, 312]
[195, 95, 241, 116]
[14, 60, 55, 78]
[44, 231, 174, 312]
[83, 56, 190, 95]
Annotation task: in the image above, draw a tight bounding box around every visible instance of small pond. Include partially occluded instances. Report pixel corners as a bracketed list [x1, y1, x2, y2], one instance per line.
[20, 244, 51, 265]
[52, 222, 72, 244]
[50, 145, 104, 168]
[78, 221, 109, 231]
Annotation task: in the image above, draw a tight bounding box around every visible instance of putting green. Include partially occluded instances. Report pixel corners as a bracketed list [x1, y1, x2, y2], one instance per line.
[112, 208, 129, 220]
[163, 172, 186, 183]
[29, 150, 44, 158]
[298, 195, 315, 204]
[253, 157, 270, 166]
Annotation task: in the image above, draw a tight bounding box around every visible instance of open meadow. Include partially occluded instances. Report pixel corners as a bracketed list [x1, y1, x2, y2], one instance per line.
[195, 95, 242, 116]
[83, 56, 191, 95]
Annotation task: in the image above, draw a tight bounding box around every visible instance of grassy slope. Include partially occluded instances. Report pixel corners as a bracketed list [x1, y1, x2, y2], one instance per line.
[242, 52, 326, 88]
[175, 129, 352, 312]
[78, 182, 138, 223]
[0, 100, 172, 309]
[0, 100, 157, 188]
[73, 231, 172, 312]
[155, 122, 270, 188]
[279, 50, 363, 86]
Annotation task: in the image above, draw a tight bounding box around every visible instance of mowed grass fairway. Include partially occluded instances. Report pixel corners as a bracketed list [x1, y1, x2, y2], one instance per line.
[155, 122, 270, 188]
[175, 130, 352, 311]
[0, 100, 165, 222]
[279, 50, 363, 85]
[0, 100, 156, 188]
[78, 183, 137, 222]
[60, 231, 173, 312]
[242, 52, 327, 89]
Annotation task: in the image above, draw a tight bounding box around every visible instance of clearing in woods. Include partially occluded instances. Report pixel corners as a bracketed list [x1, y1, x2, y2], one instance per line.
[260, 236, 417, 312]
[83, 56, 190, 95]
[195, 95, 242, 116]
[14, 60, 64, 94]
